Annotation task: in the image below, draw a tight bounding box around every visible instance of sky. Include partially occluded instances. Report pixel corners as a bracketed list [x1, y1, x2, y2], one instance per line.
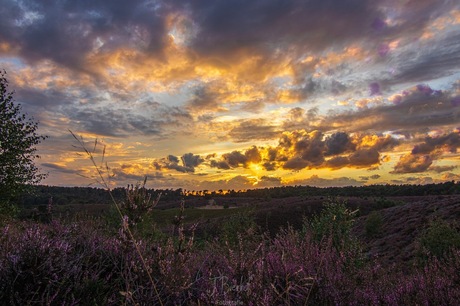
[1, 0, 460, 191]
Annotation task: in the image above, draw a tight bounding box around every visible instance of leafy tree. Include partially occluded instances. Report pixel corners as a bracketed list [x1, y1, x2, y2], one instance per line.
[0, 71, 47, 216]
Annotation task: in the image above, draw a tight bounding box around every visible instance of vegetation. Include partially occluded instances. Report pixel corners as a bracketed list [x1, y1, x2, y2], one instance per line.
[0, 71, 47, 218]
[1, 96, 460, 303]
[365, 211, 384, 238]
[308, 198, 358, 251]
[418, 218, 460, 260]
[2, 194, 460, 305]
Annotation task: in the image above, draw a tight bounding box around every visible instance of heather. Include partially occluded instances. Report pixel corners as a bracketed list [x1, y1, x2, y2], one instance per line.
[1, 196, 460, 305]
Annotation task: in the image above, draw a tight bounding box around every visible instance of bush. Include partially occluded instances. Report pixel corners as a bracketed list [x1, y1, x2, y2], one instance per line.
[365, 211, 383, 238]
[220, 210, 257, 246]
[419, 218, 460, 259]
[374, 197, 403, 209]
[308, 198, 359, 250]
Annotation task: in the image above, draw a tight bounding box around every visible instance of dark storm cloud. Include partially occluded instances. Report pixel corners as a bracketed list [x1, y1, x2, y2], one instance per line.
[227, 119, 280, 143]
[0, 0, 168, 69]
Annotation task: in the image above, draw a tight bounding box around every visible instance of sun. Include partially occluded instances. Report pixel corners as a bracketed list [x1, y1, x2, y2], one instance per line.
[248, 162, 264, 176]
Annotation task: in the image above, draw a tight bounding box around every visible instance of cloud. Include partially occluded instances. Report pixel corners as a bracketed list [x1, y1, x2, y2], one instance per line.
[195, 175, 258, 192]
[325, 132, 355, 155]
[387, 31, 460, 85]
[176, 0, 383, 59]
[181, 153, 205, 168]
[0, 0, 168, 69]
[227, 119, 280, 143]
[359, 174, 381, 181]
[42, 163, 83, 175]
[429, 165, 458, 173]
[392, 131, 460, 174]
[321, 84, 460, 134]
[154, 153, 204, 173]
[187, 85, 223, 111]
[206, 130, 398, 172]
[3, 0, 460, 189]
[64, 103, 193, 137]
[256, 176, 282, 188]
[291, 175, 363, 187]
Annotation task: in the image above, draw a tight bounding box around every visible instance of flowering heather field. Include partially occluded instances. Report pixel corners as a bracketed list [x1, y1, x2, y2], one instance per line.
[1, 196, 460, 305]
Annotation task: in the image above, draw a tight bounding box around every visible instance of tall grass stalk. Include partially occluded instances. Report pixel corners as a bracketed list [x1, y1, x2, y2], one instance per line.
[69, 130, 163, 305]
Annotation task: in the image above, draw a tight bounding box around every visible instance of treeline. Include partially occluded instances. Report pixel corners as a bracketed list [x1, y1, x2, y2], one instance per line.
[18, 181, 460, 207]
[234, 181, 460, 199]
[18, 186, 180, 206]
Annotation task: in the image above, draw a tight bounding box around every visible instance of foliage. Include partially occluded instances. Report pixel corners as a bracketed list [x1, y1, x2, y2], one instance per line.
[1, 218, 460, 305]
[365, 211, 384, 238]
[0, 71, 47, 215]
[418, 218, 460, 260]
[119, 177, 161, 226]
[308, 198, 359, 250]
[16, 181, 460, 208]
[220, 209, 258, 246]
[373, 197, 403, 209]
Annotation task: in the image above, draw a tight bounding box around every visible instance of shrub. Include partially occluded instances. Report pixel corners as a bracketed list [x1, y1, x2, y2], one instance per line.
[220, 210, 257, 246]
[119, 177, 161, 226]
[374, 197, 403, 209]
[418, 218, 460, 259]
[365, 211, 383, 238]
[308, 198, 359, 250]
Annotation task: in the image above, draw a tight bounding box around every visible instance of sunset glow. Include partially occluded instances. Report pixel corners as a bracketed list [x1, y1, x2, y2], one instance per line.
[1, 0, 459, 190]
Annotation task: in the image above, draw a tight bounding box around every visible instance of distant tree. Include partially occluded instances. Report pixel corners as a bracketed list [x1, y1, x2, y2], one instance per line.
[0, 71, 47, 216]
